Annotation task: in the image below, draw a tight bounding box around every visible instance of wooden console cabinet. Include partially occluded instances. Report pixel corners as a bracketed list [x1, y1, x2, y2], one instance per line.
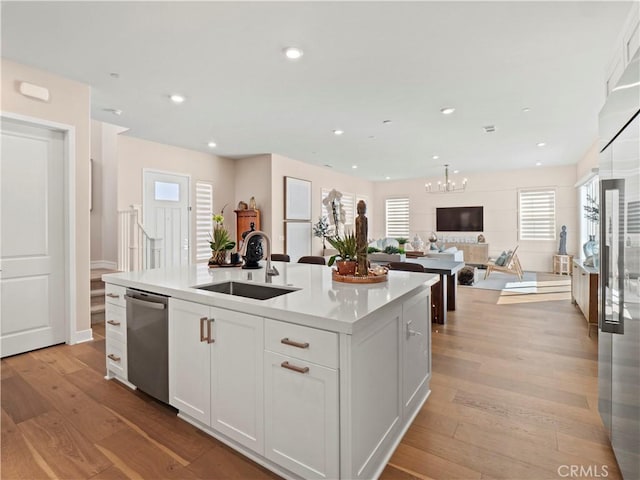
[571, 260, 598, 336]
[235, 209, 260, 247]
[443, 242, 489, 265]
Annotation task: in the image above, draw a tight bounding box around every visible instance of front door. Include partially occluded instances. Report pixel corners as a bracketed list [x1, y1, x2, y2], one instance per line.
[143, 170, 189, 268]
[1, 119, 66, 357]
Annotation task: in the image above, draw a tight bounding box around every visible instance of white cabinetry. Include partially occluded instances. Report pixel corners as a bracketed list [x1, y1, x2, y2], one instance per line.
[264, 320, 339, 479]
[402, 294, 431, 417]
[168, 298, 264, 454]
[105, 284, 128, 382]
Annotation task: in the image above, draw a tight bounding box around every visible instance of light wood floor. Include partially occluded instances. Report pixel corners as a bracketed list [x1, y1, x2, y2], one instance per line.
[1, 287, 621, 479]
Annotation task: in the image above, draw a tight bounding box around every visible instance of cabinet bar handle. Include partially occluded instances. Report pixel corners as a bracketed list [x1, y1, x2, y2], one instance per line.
[107, 354, 121, 362]
[281, 361, 309, 374]
[200, 317, 207, 342]
[106, 293, 120, 298]
[107, 320, 121, 326]
[280, 337, 309, 349]
[207, 318, 215, 343]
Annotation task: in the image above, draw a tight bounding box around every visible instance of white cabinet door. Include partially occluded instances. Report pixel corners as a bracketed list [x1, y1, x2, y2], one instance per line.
[402, 293, 431, 416]
[168, 298, 211, 425]
[264, 351, 339, 480]
[210, 307, 264, 454]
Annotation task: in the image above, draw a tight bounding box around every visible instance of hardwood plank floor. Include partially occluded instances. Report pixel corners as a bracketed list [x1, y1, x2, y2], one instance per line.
[0, 287, 621, 479]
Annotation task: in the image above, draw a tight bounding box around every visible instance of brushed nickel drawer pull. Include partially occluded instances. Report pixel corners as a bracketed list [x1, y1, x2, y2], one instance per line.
[207, 318, 215, 344]
[281, 337, 309, 349]
[106, 293, 120, 298]
[107, 354, 121, 362]
[107, 320, 121, 326]
[281, 361, 309, 374]
[200, 317, 208, 342]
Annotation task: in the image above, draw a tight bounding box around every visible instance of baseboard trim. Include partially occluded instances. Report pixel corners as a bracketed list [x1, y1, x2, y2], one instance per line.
[72, 328, 93, 344]
[91, 260, 118, 270]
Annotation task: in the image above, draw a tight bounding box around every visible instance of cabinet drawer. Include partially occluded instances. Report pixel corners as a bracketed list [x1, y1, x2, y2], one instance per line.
[105, 304, 126, 344]
[106, 340, 127, 379]
[265, 319, 338, 368]
[105, 284, 126, 307]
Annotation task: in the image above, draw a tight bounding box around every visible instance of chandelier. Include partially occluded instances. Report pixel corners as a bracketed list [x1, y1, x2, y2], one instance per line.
[425, 164, 467, 193]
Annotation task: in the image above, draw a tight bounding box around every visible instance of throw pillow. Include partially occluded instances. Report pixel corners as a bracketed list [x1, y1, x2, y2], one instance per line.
[495, 251, 508, 266]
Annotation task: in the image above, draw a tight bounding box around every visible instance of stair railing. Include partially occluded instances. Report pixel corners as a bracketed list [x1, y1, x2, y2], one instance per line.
[117, 205, 163, 271]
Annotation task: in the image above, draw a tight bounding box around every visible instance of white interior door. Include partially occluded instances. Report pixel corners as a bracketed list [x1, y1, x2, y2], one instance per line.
[143, 171, 189, 268]
[1, 119, 66, 358]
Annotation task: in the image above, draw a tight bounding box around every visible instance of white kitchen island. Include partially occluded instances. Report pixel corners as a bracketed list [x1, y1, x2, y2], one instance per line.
[103, 262, 438, 480]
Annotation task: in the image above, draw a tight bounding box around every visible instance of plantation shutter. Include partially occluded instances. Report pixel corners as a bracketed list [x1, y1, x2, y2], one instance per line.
[342, 192, 355, 232]
[519, 189, 556, 240]
[195, 182, 214, 261]
[385, 197, 410, 237]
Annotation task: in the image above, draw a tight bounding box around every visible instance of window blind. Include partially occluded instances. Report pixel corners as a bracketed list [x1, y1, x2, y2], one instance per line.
[385, 197, 410, 237]
[195, 182, 213, 261]
[519, 189, 556, 240]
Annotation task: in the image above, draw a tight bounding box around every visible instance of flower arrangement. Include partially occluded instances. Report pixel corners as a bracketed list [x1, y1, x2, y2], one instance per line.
[209, 205, 235, 264]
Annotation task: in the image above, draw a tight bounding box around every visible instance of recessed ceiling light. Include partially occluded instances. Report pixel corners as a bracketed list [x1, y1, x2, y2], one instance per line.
[522, 107, 531, 113]
[536, 162, 542, 166]
[324, 164, 333, 168]
[109, 72, 120, 79]
[170, 94, 185, 104]
[368, 135, 376, 139]
[383, 120, 392, 124]
[352, 165, 358, 169]
[207, 141, 217, 148]
[103, 108, 122, 116]
[537, 142, 546, 147]
[432, 155, 439, 160]
[385, 176, 391, 180]
[440, 107, 455, 115]
[453, 170, 460, 174]
[333, 129, 344, 135]
[283, 47, 303, 60]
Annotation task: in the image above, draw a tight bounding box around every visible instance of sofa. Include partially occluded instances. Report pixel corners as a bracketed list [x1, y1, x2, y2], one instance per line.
[423, 247, 464, 262]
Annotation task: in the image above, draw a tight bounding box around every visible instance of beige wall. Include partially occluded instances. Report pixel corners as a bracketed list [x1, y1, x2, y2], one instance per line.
[271, 154, 375, 255]
[576, 141, 600, 180]
[233, 155, 272, 242]
[373, 165, 579, 272]
[1, 59, 92, 335]
[116, 136, 236, 263]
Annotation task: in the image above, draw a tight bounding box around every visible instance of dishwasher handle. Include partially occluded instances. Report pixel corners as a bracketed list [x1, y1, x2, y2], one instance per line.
[125, 295, 166, 310]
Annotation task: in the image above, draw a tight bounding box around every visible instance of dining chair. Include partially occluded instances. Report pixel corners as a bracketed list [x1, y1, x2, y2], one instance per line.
[270, 253, 290, 262]
[298, 256, 326, 265]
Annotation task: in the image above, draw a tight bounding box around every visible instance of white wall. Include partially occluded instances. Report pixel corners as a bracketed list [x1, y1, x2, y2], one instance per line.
[116, 136, 236, 263]
[1, 59, 92, 334]
[373, 165, 579, 272]
[90, 120, 125, 267]
[271, 154, 375, 256]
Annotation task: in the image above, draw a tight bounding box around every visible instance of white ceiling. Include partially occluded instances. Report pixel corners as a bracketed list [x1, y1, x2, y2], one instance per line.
[1, 1, 633, 181]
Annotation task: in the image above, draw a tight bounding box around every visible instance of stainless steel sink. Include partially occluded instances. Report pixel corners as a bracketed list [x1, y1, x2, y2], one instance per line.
[196, 281, 298, 300]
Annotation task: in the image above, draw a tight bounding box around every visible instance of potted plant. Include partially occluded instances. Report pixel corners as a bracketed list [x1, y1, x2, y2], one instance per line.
[396, 237, 409, 254]
[313, 216, 330, 252]
[327, 233, 357, 275]
[209, 207, 236, 265]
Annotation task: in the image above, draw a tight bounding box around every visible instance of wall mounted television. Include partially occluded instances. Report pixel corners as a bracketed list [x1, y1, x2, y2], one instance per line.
[436, 206, 484, 232]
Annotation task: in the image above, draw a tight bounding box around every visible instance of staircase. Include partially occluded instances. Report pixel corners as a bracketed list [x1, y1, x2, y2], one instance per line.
[91, 268, 119, 325]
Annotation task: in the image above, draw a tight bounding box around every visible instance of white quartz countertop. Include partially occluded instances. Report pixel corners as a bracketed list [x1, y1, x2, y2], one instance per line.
[103, 262, 438, 334]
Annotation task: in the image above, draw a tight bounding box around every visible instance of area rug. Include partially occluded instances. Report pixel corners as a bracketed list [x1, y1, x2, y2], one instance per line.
[466, 270, 572, 305]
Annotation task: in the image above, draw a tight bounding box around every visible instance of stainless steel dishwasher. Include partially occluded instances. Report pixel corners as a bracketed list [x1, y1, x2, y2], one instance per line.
[125, 288, 169, 403]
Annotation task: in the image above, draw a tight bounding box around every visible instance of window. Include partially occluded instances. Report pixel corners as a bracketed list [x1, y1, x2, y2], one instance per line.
[519, 189, 556, 240]
[154, 181, 180, 201]
[385, 197, 410, 237]
[195, 182, 213, 261]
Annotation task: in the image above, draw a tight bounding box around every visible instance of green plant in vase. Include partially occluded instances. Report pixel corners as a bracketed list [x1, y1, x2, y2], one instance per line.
[327, 233, 357, 275]
[208, 206, 235, 265]
[396, 237, 409, 254]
